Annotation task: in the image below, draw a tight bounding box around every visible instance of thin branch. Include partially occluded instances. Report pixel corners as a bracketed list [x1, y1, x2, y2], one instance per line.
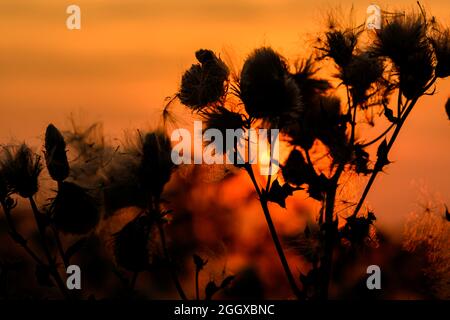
[0, 199, 45, 266]
[351, 77, 437, 218]
[28, 197, 70, 299]
[156, 222, 188, 300]
[245, 164, 302, 299]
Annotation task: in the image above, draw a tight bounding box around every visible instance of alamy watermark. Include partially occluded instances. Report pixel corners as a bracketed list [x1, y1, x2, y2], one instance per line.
[170, 121, 280, 176]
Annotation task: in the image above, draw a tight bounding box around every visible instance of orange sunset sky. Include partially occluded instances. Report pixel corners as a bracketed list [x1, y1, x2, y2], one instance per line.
[0, 0, 449, 237]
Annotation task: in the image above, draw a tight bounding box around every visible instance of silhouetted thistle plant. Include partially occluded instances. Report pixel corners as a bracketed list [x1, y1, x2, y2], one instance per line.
[173, 4, 449, 300]
[104, 128, 188, 299]
[0, 3, 448, 301]
[0, 143, 70, 298]
[176, 48, 304, 298]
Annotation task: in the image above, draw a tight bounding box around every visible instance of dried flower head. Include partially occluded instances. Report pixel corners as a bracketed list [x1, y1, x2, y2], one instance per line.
[0, 144, 42, 198]
[430, 26, 450, 78]
[139, 130, 174, 198]
[203, 106, 246, 156]
[179, 49, 229, 110]
[372, 12, 435, 99]
[44, 124, 70, 182]
[292, 58, 331, 101]
[50, 181, 99, 234]
[113, 215, 154, 272]
[239, 47, 302, 123]
[318, 28, 359, 68]
[103, 156, 146, 216]
[204, 106, 246, 135]
[340, 53, 384, 105]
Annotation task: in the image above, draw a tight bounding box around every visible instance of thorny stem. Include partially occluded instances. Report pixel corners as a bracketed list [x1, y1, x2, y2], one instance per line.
[319, 84, 352, 299]
[156, 222, 188, 300]
[245, 163, 302, 299]
[351, 77, 437, 218]
[0, 199, 45, 266]
[319, 163, 344, 299]
[28, 197, 70, 299]
[360, 122, 396, 148]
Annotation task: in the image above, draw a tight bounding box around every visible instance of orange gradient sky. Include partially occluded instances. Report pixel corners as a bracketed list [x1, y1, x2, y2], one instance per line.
[0, 0, 449, 237]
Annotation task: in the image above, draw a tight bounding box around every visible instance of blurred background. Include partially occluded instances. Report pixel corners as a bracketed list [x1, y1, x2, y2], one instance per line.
[0, 0, 449, 299]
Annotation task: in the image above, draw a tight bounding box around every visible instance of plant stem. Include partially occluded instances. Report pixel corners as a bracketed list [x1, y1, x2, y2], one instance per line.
[360, 122, 396, 148]
[351, 77, 437, 218]
[319, 164, 344, 299]
[156, 222, 188, 300]
[0, 200, 45, 266]
[28, 197, 70, 299]
[245, 164, 302, 299]
[195, 268, 200, 300]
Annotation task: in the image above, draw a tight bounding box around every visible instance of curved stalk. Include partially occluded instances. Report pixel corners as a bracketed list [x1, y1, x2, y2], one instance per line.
[352, 77, 437, 218]
[29, 197, 70, 299]
[0, 199, 45, 266]
[157, 222, 188, 300]
[245, 164, 302, 299]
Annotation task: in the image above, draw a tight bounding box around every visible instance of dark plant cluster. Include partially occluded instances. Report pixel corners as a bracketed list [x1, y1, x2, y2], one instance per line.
[174, 5, 450, 299]
[0, 5, 449, 300]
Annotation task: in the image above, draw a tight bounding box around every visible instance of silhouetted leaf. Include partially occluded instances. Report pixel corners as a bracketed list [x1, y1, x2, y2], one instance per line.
[445, 205, 450, 222]
[353, 144, 372, 175]
[65, 237, 88, 261]
[267, 180, 302, 208]
[383, 104, 397, 123]
[340, 211, 376, 245]
[205, 281, 219, 300]
[35, 265, 54, 288]
[375, 139, 390, 170]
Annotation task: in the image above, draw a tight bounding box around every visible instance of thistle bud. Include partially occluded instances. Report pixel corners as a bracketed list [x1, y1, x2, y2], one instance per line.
[139, 130, 174, 197]
[44, 124, 70, 182]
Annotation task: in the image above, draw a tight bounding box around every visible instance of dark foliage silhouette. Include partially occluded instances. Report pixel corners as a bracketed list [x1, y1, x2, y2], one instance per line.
[0, 4, 449, 301]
